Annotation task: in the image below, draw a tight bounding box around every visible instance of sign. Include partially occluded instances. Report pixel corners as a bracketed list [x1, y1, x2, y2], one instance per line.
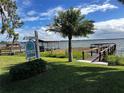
[26, 39, 36, 61]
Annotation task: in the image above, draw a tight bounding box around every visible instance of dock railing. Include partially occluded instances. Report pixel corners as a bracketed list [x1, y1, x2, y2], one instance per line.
[82, 43, 116, 62]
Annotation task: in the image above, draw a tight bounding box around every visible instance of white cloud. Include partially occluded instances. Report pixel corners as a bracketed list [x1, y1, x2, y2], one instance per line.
[27, 10, 37, 16]
[40, 6, 64, 17]
[22, 16, 40, 22]
[39, 17, 50, 21]
[87, 18, 124, 39]
[22, 0, 31, 6]
[37, 26, 62, 41]
[94, 18, 124, 32]
[104, 0, 111, 3]
[21, 6, 64, 22]
[80, 3, 118, 15]
[22, 16, 50, 22]
[14, 26, 63, 41]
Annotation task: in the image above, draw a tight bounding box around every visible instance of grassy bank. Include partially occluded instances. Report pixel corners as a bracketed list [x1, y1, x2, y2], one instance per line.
[41, 49, 90, 59]
[0, 56, 124, 93]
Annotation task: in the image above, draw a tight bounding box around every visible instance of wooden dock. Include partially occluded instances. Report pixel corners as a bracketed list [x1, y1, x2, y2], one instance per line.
[82, 43, 116, 62]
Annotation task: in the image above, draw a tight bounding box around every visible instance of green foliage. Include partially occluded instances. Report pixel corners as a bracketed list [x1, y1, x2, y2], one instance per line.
[105, 55, 124, 66]
[41, 51, 67, 58]
[118, 0, 124, 4]
[41, 50, 90, 59]
[0, 0, 23, 38]
[9, 59, 46, 81]
[73, 50, 89, 59]
[48, 8, 94, 37]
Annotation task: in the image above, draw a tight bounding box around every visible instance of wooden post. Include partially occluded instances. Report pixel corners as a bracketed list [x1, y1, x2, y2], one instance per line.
[0, 49, 1, 55]
[19, 44, 21, 53]
[110, 48, 112, 54]
[113, 44, 116, 54]
[99, 52, 101, 61]
[82, 51, 85, 60]
[91, 50, 93, 56]
[112, 46, 114, 54]
[103, 51, 106, 61]
[108, 48, 110, 55]
[35, 31, 40, 58]
[96, 48, 98, 53]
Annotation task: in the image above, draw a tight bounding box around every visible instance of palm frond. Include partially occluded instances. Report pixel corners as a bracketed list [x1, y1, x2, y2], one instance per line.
[46, 8, 94, 38]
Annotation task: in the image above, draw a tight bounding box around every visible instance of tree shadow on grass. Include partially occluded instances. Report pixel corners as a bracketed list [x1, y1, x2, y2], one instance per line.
[0, 61, 124, 93]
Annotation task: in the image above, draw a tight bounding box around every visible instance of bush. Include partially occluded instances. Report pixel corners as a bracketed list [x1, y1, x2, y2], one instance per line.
[106, 55, 118, 66]
[106, 55, 124, 66]
[118, 57, 124, 65]
[9, 59, 46, 81]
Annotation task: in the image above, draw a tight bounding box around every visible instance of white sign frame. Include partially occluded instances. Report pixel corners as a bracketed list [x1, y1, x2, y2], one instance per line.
[25, 39, 36, 61]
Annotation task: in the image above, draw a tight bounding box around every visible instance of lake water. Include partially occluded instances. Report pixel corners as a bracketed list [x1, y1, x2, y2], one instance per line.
[44, 38, 124, 55]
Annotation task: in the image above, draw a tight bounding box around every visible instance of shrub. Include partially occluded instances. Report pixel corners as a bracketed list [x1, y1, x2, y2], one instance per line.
[117, 56, 124, 65]
[106, 55, 124, 66]
[9, 59, 46, 81]
[106, 55, 118, 66]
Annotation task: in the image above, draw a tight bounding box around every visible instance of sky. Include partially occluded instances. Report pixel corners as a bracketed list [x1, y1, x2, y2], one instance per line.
[0, 0, 124, 41]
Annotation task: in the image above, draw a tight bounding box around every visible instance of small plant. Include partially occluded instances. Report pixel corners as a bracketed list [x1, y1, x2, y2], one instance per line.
[106, 55, 118, 66]
[106, 55, 124, 66]
[9, 59, 47, 81]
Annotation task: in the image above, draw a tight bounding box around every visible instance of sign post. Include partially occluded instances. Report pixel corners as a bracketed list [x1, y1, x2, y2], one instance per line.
[35, 31, 40, 58]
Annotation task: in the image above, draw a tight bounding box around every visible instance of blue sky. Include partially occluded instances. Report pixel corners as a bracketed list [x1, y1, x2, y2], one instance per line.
[1, 0, 124, 41]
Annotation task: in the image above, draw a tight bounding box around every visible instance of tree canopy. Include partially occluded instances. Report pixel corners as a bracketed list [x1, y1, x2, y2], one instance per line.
[48, 8, 94, 39]
[118, 0, 124, 4]
[0, 0, 23, 39]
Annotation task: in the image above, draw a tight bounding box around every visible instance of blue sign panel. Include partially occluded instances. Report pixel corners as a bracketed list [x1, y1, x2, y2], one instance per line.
[26, 40, 36, 60]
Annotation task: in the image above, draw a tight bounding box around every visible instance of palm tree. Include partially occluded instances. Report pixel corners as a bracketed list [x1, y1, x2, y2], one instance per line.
[118, 0, 124, 4]
[47, 8, 94, 62]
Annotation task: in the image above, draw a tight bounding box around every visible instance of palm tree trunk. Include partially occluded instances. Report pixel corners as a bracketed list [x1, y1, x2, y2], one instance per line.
[68, 36, 73, 62]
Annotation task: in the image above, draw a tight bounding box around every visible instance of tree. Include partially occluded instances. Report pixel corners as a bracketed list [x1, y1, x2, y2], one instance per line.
[12, 32, 19, 44]
[0, 0, 23, 39]
[47, 8, 94, 62]
[118, 0, 124, 4]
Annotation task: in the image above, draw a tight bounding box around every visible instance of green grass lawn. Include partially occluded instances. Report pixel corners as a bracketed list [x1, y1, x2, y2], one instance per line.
[0, 56, 124, 93]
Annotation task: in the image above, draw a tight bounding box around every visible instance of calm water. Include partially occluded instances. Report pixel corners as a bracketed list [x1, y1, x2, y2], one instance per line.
[44, 38, 124, 55]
